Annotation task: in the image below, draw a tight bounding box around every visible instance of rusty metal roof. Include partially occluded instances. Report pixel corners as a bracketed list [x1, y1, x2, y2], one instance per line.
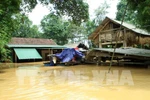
[9, 37, 57, 45]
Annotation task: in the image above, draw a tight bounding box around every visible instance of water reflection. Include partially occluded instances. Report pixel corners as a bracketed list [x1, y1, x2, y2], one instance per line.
[14, 65, 150, 87]
[0, 64, 150, 100]
[16, 66, 40, 85]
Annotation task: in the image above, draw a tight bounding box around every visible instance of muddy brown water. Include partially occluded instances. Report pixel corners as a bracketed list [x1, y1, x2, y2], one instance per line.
[0, 62, 150, 100]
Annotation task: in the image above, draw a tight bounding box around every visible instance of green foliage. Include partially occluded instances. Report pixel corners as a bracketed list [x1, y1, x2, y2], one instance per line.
[116, 0, 137, 24]
[116, 0, 150, 32]
[0, 0, 21, 61]
[0, 0, 89, 61]
[12, 14, 41, 38]
[48, 0, 89, 25]
[41, 13, 89, 44]
[84, 20, 97, 36]
[64, 23, 87, 43]
[85, 2, 109, 47]
[22, 0, 89, 25]
[0, 32, 11, 62]
[41, 13, 68, 45]
[21, 0, 37, 12]
[94, 1, 109, 26]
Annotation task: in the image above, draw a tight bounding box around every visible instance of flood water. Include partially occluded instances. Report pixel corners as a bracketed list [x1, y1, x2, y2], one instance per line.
[0, 62, 150, 100]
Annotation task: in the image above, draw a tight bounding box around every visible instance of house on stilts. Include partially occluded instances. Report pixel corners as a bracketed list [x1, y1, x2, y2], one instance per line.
[86, 17, 150, 66]
[89, 17, 150, 48]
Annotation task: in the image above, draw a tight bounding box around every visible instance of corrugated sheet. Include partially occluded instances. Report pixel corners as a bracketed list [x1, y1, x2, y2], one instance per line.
[89, 17, 150, 39]
[111, 19, 150, 36]
[93, 48, 150, 57]
[7, 44, 67, 49]
[14, 48, 42, 59]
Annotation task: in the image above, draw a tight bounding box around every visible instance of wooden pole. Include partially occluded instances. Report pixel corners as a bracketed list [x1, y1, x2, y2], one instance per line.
[108, 2, 129, 73]
[99, 32, 102, 48]
[123, 29, 127, 47]
[15, 53, 17, 63]
[49, 48, 50, 61]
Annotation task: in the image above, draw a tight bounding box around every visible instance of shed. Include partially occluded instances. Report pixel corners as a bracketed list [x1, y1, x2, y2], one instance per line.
[8, 37, 66, 62]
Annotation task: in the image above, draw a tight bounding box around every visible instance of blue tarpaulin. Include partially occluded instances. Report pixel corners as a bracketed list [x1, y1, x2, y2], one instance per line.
[55, 48, 84, 63]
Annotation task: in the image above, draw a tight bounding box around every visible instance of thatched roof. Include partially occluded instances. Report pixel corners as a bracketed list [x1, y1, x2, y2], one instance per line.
[89, 17, 150, 40]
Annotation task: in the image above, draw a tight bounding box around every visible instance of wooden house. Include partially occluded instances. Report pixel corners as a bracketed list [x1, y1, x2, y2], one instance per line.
[7, 37, 66, 62]
[89, 17, 150, 48]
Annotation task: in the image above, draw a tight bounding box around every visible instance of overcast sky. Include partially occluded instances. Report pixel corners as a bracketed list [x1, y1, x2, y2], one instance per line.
[28, 0, 119, 25]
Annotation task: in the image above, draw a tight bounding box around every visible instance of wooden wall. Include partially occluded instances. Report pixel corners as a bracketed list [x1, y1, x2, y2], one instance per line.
[92, 21, 150, 48]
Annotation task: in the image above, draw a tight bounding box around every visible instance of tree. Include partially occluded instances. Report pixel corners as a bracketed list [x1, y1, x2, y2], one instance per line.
[0, 0, 89, 61]
[116, 0, 137, 24]
[48, 0, 89, 25]
[12, 14, 40, 38]
[64, 23, 87, 43]
[41, 13, 68, 45]
[0, 0, 21, 61]
[22, 0, 89, 25]
[84, 20, 97, 36]
[0, 33, 11, 62]
[93, 1, 109, 26]
[116, 0, 150, 32]
[41, 12, 90, 44]
[127, 0, 150, 32]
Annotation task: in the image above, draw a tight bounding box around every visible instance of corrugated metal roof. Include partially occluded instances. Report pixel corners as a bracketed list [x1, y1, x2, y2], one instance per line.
[93, 47, 150, 57]
[111, 19, 150, 36]
[89, 17, 150, 39]
[7, 44, 67, 49]
[14, 48, 42, 59]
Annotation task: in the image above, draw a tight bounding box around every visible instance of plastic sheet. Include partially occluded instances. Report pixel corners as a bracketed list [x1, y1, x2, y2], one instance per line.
[55, 48, 84, 63]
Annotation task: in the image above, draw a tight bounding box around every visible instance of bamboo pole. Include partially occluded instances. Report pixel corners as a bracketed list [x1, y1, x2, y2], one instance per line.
[108, 2, 129, 73]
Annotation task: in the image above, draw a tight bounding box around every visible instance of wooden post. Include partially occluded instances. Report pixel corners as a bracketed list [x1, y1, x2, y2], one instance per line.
[49, 49, 50, 54]
[148, 65, 150, 69]
[51, 49, 53, 54]
[140, 34, 143, 49]
[48, 49, 50, 60]
[15, 53, 17, 63]
[104, 28, 107, 43]
[96, 56, 101, 66]
[110, 23, 113, 47]
[105, 32, 106, 43]
[99, 32, 102, 48]
[123, 29, 127, 47]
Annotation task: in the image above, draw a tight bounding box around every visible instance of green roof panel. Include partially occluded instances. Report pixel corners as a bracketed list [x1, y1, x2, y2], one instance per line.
[14, 48, 42, 59]
[7, 44, 67, 49]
